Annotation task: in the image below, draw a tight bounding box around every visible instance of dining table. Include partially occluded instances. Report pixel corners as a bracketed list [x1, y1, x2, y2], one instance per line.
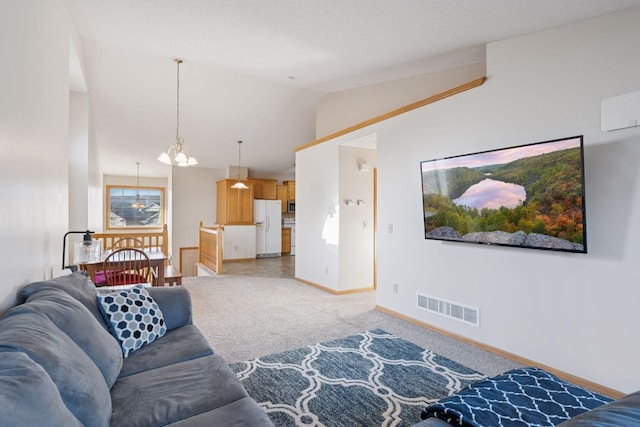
[78, 248, 167, 287]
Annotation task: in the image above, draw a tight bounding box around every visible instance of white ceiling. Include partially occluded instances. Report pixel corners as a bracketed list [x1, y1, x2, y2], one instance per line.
[68, 0, 640, 178]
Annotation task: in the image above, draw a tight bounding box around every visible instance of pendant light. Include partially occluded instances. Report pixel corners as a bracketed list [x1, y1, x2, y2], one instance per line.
[131, 162, 145, 209]
[158, 58, 198, 167]
[230, 140, 249, 190]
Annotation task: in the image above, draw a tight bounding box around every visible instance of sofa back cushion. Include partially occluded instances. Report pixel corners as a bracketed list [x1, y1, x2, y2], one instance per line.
[21, 287, 123, 387]
[0, 352, 84, 427]
[557, 390, 640, 426]
[19, 272, 108, 330]
[0, 306, 111, 427]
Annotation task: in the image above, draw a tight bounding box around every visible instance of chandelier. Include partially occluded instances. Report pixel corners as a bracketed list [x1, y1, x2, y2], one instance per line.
[158, 58, 198, 167]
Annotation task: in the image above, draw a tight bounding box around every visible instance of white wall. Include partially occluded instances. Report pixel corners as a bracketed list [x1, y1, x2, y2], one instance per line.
[171, 166, 225, 267]
[0, 0, 71, 314]
[69, 91, 89, 231]
[299, 7, 640, 393]
[67, 91, 92, 265]
[296, 141, 340, 289]
[296, 138, 377, 292]
[339, 145, 376, 291]
[87, 108, 103, 233]
[372, 9, 640, 393]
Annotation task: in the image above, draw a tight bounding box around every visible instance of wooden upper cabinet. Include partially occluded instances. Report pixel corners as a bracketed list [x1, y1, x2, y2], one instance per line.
[216, 179, 254, 225]
[277, 185, 288, 212]
[284, 180, 296, 200]
[247, 179, 263, 199]
[248, 178, 277, 200]
[262, 179, 277, 200]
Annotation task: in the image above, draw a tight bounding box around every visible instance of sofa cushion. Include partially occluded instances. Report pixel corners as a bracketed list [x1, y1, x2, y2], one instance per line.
[556, 390, 640, 426]
[0, 306, 111, 427]
[18, 287, 123, 387]
[166, 396, 275, 426]
[19, 271, 109, 331]
[119, 324, 213, 378]
[110, 353, 250, 427]
[146, 286, 193, 330]
[97, 285, 167, 357]
[0, 352, 84, 427]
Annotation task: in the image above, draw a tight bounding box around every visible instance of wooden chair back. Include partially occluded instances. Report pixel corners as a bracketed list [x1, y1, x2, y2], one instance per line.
[103, 248, 151, 287]
[113, 237, 144, 249]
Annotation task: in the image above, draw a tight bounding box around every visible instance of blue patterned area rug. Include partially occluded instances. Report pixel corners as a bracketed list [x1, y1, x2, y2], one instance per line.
[229, 329, 486, 427]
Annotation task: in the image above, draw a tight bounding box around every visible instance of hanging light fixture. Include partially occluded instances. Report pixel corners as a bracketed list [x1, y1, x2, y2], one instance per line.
[230, 140, 249, 190]
[158, 58, 198, 167]
[131, 162, 146, 209]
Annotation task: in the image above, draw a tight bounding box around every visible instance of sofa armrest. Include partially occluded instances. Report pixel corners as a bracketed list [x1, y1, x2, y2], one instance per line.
[146, 286, 192, 330]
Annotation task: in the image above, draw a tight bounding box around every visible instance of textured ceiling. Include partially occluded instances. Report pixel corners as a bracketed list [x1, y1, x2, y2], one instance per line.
[68, 0, 640, 178]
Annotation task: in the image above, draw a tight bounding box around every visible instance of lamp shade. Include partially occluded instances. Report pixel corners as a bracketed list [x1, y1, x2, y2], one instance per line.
[158, 152, 172, 164]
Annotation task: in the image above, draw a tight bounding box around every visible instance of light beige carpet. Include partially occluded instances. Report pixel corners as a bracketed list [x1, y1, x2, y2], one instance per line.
[183, 275, 522, 376]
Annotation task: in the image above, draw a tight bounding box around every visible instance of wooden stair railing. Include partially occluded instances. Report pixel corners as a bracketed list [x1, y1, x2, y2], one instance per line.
[198, 222, 223, 275]
[93, 224, 169, 265]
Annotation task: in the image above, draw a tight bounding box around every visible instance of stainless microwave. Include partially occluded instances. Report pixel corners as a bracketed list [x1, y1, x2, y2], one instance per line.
[287, 200, 295, 213]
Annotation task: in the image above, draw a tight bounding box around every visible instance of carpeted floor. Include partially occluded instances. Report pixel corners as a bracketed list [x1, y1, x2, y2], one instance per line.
[229, 329, 487, 427]
[183, 275, 522, 377]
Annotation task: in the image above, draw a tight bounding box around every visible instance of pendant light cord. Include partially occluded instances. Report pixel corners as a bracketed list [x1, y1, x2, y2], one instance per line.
[136, 162, 141, 198]
[237, 140, 242, 180]
[175, 59, 182, 143]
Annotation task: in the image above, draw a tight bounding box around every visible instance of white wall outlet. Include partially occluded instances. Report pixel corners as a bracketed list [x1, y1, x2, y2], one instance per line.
[388, 224, 393, 233]
[325, 266, 329, 274]
[393, 283, 399, 294]
[362, 220, 367, 228]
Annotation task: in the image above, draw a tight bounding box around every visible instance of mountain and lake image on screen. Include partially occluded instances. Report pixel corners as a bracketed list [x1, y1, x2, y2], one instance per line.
[421, 136, 587, 253]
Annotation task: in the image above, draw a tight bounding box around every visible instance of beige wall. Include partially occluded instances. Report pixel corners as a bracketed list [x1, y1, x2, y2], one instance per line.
[170, 166, 226, 268]
[315, 62, 486, 139]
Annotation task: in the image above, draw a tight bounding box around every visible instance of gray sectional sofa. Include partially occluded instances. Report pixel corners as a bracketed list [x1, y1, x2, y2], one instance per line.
[0, 272, 274, 426]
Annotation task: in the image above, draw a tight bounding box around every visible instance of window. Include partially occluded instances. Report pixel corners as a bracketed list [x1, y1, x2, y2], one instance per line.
[106, 185, 165, 230]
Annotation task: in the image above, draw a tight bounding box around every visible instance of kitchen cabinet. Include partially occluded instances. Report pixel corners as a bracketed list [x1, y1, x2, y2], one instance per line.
[248, 179, 264, 199]
[249, 178, 277, 200]
[277, 185, 288, 212]
[281, 227, 291, 254]
[216, 179, 254, 224]
[284, 180, 296, 200]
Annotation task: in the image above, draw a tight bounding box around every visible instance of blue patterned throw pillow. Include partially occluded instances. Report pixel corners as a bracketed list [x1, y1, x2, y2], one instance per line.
[96, 285, 166, 357]
[421, 367, 613, 427]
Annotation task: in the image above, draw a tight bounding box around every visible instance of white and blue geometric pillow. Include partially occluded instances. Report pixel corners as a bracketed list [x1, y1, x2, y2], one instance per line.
[96, 285, 166, 357]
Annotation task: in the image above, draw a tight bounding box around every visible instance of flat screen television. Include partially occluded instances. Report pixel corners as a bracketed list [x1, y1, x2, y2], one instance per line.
[421, 135, 587, 253]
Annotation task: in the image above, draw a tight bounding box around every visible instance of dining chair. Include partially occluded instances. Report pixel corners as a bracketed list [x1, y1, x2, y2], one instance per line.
[102, 248, 152, 288]
[112, 237, 144, 249]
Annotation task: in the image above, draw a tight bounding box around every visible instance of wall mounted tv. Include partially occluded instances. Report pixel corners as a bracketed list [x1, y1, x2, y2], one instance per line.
[421, 135, 587, 253]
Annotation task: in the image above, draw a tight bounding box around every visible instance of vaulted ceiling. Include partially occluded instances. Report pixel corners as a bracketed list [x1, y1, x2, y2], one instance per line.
[68, 0, 640, 178]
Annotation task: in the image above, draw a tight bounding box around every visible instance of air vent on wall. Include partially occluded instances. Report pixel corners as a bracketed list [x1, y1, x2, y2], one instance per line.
[417, 294, 480, 327]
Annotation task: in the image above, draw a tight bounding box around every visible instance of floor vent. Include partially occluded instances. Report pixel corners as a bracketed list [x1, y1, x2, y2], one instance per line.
[417, 294, 480, 327]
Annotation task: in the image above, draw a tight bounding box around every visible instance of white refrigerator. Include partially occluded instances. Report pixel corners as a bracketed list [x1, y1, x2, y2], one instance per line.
[254, 199, 282, 258]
